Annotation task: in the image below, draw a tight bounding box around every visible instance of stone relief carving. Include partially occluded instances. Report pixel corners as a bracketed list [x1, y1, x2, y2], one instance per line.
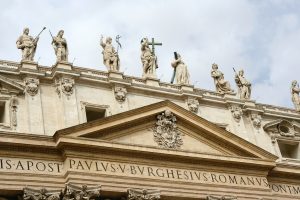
[127, 189, 160, 200]
[24, 77, 39, 96]
[251, 114, 261, 129]
[153, 110, 183, 149]
[62, 184, 100, 200]
[187, 98, 199, 113]
[207, 195, 237, 200]
[10, 96, 18, 129]
[229, 105, 243, 122]
[23, 187, 61, 200]
[263, 119, 297, 138]
[234, 69, 251, 100]
[114, 86, 127, 102]
[56, 78, 74, 98]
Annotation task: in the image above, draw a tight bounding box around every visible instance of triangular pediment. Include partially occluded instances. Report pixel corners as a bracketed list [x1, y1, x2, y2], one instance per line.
[0, 74, 24, 93]
[55, 100, 278, 161]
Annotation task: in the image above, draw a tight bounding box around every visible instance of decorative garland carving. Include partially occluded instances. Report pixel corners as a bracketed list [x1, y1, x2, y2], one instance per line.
[127, 189, 160, 200]
[10, 96, 18, 129]
[153, 110, 183, 149]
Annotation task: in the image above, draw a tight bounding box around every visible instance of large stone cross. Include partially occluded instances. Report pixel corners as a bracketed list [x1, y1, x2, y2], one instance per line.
[148, 38, 162, 56]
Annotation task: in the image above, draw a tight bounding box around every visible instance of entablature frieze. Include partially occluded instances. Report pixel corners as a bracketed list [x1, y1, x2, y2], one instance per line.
[0, 59, 300, 120]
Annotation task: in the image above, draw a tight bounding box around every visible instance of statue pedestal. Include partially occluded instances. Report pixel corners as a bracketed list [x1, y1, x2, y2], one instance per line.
[145, 77, 159, 87]
[21, 60, 38, 70]
[108, 70, 123, 79]
[54, 61, 73, 70]
[180, 84, 194, 92]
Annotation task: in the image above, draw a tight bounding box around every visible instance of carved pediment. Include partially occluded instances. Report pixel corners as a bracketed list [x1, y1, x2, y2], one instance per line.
[0, 74, 24, 94]
[55, 100, 277, 161]
[263, 119, 300, 137]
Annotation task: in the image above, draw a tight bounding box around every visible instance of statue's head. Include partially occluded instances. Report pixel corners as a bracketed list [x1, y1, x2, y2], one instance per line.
[106, 37, 112, 43]
[141, 38, 148, 44]
[23, 27, 29, 35]
[292, 80, 297, 87]
[57, 30, 64, 37]
[212, 63, 218, 70]
[239, 69, 244, 76]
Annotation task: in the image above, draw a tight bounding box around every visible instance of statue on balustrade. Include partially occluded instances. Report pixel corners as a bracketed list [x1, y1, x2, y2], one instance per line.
[211, 63, 234, 94]
[140, 38, 158, 78]
[100, 35, 120, 71]
[51, 30, 68, 62]
[170, 52, 190, 85]
[291, 80, 300, 111]
[16, 27, 41, 61]
[234, 69, 251, 100]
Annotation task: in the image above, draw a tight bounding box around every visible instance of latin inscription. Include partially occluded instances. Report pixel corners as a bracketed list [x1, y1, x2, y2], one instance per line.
[0, 157, 63, 173]
[0, 157, 299, 196]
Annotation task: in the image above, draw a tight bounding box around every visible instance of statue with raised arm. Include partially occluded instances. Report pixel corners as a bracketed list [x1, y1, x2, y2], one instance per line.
[211, 63, 234, 94]
[140, 38, 158, 78]
[51, 30, 68, 62]
[291, 80, 300, 111]
[171, 53, 190, 85]
[100, 35, 120, 71]
[234, 69, 251, 99]
[16, 27, 39, 61]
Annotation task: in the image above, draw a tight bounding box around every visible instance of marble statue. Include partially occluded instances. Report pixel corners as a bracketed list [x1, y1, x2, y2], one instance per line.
[51, 30, 68, 62]
[171, 53, 190, 85]
[291, 80, 300, 111]
[140, 38, 158, 78]
[211, 63, 234, 94]
[100, 36, 120, 71]
[16, 28, 39, 61]
[234, 69, 251, 99]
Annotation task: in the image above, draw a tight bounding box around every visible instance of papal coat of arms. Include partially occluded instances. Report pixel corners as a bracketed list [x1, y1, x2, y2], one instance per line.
[153, 110, 183, 149]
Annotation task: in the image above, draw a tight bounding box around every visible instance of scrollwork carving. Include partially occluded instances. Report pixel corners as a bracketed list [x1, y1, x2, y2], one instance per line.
[187, 98, 199, 113]
[24, 77, 39, 96]
[114, 86, 127, 102]
[56, 78, 74, 98]
[127, 189, 160, 200]
[251, 114, 262, 129]
[153, 110, 183, 149]
[229, 105, 242, 122]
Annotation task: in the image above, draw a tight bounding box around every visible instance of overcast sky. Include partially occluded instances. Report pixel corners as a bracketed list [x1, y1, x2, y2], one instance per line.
[1, 0, 300, 109]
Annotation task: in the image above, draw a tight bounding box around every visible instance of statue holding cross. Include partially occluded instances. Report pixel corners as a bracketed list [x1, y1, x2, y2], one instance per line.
[140, 37, 162, 78]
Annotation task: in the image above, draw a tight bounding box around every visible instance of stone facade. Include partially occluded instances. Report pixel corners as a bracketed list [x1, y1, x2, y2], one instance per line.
[0, 59, 300, 200]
